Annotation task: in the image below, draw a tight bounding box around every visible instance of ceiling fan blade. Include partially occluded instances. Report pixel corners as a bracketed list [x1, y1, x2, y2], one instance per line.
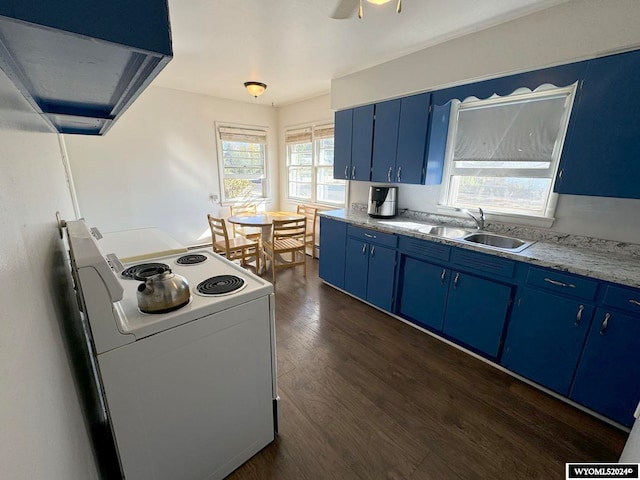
[330, 0, 359, 19]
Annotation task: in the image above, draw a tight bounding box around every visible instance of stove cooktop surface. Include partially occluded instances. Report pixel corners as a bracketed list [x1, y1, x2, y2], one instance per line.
[114, 250, 272, 339]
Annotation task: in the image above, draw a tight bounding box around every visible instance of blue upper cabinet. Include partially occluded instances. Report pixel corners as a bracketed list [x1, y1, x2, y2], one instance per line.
[371, 94, 431, 184]
[336, 93, 431, 184]
[371, 99, 401, 182]
[0, 0, 172, 135]
[334, 109, 353, 181]
[424, 102, 451, 185]
[396, 93, 431, 184]
[351, 104, 374, 181]
[555, 49, 640, 199]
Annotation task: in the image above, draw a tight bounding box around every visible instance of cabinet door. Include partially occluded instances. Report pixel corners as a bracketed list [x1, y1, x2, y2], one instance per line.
[556, 49, 640, 199]
[351, 104, 374, 181]
[443, 272, 511, 358]
[396, 93, 431, 184]
[333, 109, 352, 180]
[318, 217, 347, 288]
[424, 102, 451, 185]
[344, 237, 369, 299]
[502, 287, 594, 395]
[366, 244, 396, 312]
[570, 308, 640, 427]
[371, 99, 401, 182]
[397, 256, 449, 331]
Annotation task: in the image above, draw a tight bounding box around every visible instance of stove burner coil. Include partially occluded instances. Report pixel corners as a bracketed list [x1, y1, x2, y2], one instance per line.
[176, 254, 208, 265]
[121, 263, 170, 281]
[196, 275, 246, 296]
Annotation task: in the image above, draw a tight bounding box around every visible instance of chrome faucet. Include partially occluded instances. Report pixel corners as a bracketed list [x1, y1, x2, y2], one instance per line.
[460, 207, 485, 230]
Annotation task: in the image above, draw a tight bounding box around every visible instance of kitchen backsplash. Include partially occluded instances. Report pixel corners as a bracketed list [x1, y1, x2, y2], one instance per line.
[351, 203, 640, 258]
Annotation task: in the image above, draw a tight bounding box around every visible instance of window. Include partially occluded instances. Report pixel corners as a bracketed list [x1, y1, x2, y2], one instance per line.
[286, 124, 346, 206]
[441, 85, 576, 220]
[217, 125, 267, 202]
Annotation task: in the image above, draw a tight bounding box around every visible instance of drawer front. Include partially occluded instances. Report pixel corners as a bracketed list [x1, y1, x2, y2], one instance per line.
[526, 267, 599, 300]
[603, 284, 640, 316]
[347, 225, 397, 248]
[451, 248, 515, 279]
[398, 235, 450, 263]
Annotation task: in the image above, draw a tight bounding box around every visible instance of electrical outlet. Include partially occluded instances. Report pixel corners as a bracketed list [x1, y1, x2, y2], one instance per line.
[208, 194, 219, 202]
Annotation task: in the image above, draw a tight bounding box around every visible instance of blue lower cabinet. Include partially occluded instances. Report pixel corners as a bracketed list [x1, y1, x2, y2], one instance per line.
[502, 287, 594, 395]
[343, 228, 397, 312]
[318, 217, 347, 288]
[443, 272, 512, 358]
[397, 256, 449, 331]
[345, 238, 370, 300]
[366, 244, 396, 311]
[570, 308, 640, 427]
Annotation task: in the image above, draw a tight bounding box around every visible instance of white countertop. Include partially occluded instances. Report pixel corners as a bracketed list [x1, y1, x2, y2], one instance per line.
[321, 209, 640, 289]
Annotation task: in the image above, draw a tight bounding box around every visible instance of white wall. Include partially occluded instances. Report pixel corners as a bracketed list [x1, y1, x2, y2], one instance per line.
[64, 86, 279, 246]
[0, 72, 99, 480]
[277, 94, 335, 212]
[334, 0, 640, 243]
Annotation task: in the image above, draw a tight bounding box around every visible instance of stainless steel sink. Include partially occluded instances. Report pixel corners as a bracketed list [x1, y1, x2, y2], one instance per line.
[418, 225, 469, 239]
[462, 232, 534, 252]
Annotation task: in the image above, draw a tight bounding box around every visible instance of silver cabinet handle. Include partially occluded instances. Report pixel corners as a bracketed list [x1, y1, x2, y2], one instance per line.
[544, 278, 576, 288]
[396, 166, 402, 182]
[453, 272, 460, 288]
[351, 165, 356, 179]
[344, 165, 348, 179]
[370, 245, 375, 257]
[599, 312, 611, 336]
[575, 305, 584, 326]
[361, 244, 367, 255]
[387, 166, 392, 182]
[440, 269, 446, 285]
[364, 233, 376, 239]
[630, 299, 640, 307]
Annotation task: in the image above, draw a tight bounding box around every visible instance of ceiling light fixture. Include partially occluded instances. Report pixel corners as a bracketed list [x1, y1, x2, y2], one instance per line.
[358, 0, 401, 18]
[244, 81, 267, 98]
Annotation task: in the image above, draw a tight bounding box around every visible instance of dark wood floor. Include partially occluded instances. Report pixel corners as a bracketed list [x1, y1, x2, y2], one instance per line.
[229, 259, 627, 480]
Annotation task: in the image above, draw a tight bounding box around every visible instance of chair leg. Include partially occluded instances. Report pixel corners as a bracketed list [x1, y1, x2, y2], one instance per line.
[271, 251, 276, 284]
[255, 247, 260, 274]
[303, 249, 307, 277]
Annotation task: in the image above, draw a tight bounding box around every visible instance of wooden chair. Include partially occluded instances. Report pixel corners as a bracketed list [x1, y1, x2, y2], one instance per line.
[229, 203, 261, 241]
[207, 214, 259, 272]
[262, 218, 307, 284]
[296, 204, 319, 258]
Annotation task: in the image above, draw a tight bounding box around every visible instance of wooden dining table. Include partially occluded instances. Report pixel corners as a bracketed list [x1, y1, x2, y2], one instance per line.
[227, 211, 305, 273]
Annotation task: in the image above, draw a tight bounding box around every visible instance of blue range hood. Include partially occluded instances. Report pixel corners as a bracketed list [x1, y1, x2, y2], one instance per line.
[0, 0, 172, 135]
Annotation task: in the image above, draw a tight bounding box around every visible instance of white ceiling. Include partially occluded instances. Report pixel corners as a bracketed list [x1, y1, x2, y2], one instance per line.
[153, 0, 569, 106]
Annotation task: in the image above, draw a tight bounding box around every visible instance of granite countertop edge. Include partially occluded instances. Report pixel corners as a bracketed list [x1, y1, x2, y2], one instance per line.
[320, 209, 640, 290]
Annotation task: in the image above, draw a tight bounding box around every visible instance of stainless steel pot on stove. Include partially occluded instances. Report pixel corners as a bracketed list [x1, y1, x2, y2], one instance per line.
[137, 269, 191, 314]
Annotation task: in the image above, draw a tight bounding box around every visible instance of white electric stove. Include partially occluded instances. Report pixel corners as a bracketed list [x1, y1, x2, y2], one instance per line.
[65, 219, 278, 480]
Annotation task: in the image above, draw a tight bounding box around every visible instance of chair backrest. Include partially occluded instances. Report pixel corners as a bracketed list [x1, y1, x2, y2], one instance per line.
[296, 205, 318, 237]
[229, 204, 258, 237]
[207, 214, 230, 253]
[230, 203, 257, 216]
[272, 218, 307, 243]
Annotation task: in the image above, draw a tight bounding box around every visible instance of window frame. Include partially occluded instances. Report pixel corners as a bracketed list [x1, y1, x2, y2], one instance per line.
[215, 122, 269, 204]
[285, 122, 346, 208]
[438, 84, 577, 227]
